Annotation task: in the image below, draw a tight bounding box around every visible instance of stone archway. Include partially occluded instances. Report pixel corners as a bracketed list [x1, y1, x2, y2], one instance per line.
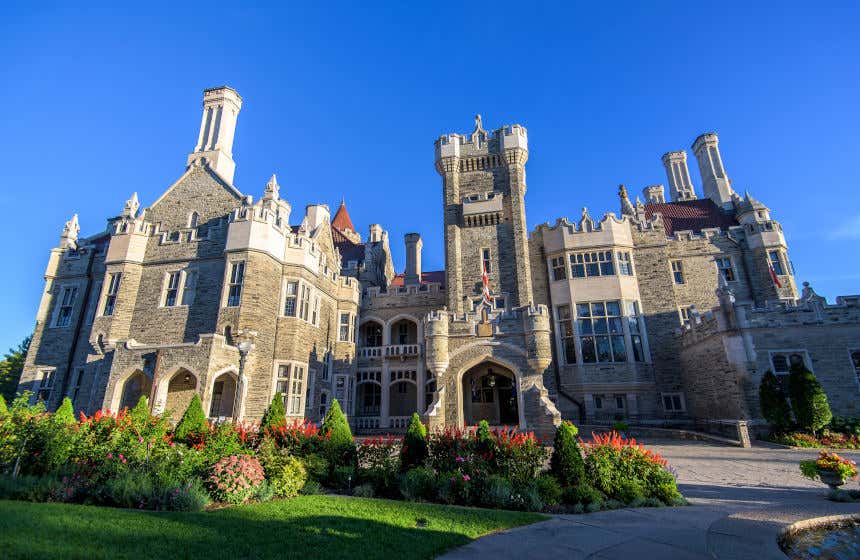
[207, 371, 237, 420]
[461, 362, 519, 427]
[160, 368, 198, 419]
[118, 371, 151, 411]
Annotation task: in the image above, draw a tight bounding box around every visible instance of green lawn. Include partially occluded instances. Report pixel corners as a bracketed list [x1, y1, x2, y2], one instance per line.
[0, 496, 546, 559]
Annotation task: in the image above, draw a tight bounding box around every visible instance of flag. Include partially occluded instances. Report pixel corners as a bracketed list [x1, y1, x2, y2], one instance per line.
[482, 260, 492, 304]
[769, 263, 782, 288]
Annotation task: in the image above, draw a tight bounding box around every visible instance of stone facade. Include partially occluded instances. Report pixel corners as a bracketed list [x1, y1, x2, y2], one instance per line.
[17, 86, 859, 438]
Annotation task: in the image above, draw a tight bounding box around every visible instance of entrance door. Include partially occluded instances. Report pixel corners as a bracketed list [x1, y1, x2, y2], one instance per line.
[462, 363, 519, 427]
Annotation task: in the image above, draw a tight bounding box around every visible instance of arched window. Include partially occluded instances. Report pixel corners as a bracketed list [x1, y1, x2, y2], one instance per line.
[188, 211, 200, 229]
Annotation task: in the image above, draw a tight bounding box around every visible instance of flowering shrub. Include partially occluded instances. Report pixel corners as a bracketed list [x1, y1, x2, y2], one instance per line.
[580, 431, 681, 505]
[800, 451, 858, 482]
[357, 435, 401, 497]
[261, 419, 325, 455]
[772, 430, 860, 450]
[206, 454, 265, 504]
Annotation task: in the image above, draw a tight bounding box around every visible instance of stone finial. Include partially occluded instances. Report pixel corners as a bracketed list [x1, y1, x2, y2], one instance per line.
[619, 184, 636, 216]
[60, 213, 79, 248]
[264, 174, 280, 200]
[474, 114, 484, 134]
[122, 192, 139, 218]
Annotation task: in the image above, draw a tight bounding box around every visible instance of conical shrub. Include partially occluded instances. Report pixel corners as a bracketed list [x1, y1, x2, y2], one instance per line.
[174, 394, 208, 440]
[400, 412, 428, 471]
[788, 365, 832, 436]
[261, 392, 286, 433]
[53, 397, 76, 425]
[550, 421, 584, 488]
[759, 371, 792, 431]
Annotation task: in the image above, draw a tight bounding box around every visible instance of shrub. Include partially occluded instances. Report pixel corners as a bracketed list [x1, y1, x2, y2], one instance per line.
[206, 454, 265, 504]
[800, 451, 858, 482]
[320, 400, 355, 468]
[400, 413, 428, 471]
[173, 394, 208, 441]
[481, 475, 513, 509]
[0, 395, 7, 417]
[399, 466, 435, 501]
[616, 479, 644, 504]
[535, 474, 563, 508]
[262, 419, 324, 456]
[129, 395, 151, 425]
[267, 454, 308, 498]
[788, 365, 832, 436]
[300, 453, 329, 482]
[357, 436, 400, 497]
[353, 483, 375, 498]
[759, 371, 793, 432]
[511, 483, 543, 512]
[260, 393, 286, 432]
[435, 471, 473, 505]
[830, 416, 860, 437]
[169, 479, 211, 511]
[612, 420, 629, 433]
[551, 421, 584, 488]
[331, 465, 356, 490]
[564, 482, 604, 506]
[492, 428, 548, 488]
[53, 398, 76, 426]
[300, 478, 323, 495]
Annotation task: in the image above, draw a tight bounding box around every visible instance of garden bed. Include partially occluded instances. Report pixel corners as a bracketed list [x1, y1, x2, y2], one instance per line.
[0, 495, 545, 560]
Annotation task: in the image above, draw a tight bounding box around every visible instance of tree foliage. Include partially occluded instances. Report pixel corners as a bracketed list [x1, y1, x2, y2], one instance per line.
[53, 397, 76, 425]
[550, 421, 585, 488]
[400, 413, 428, 471]
[788, 365, 832, 436]
[0, 336, 30, 402]
[320, 400, 354, 465]
[173, 394, 208, 441]
[261, 393, 286, 432]
[758, 370, 792, 431]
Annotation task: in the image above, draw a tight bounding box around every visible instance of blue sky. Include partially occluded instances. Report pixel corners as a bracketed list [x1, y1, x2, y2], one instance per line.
[1, 1, 858, 351]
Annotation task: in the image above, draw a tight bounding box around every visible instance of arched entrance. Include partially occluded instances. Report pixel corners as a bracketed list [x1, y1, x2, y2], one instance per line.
[208, 371, 237, 419]
[118, 371, 151, 411]
[163, 368, 198, 418]
[461, 362, 519, 426]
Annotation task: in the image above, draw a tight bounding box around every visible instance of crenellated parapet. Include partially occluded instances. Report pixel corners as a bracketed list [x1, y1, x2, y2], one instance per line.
[434, 115, 528, 173]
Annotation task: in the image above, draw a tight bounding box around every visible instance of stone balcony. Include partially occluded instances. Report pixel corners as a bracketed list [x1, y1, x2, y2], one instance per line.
[357, 344, 422, 360]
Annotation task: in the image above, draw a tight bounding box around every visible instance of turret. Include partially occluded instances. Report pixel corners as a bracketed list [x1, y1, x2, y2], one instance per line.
[661, 151, 697, 202]
[187, 86, 243, 184]
[692, 133, 734, 209]
[404, 233, 423, 285]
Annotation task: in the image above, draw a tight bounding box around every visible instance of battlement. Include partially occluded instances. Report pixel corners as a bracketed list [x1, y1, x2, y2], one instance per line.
[434, 117, 528, 162]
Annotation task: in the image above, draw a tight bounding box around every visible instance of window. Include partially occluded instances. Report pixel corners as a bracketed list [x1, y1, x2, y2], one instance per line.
[617, 252, 634, 276]
[769, 251, 785, 276]
[716, 257, 735, 282]
[615, 394, 626, 409]
[188, 211, 199, 229]
[181, 271, 197, 306]
[494, 297, 506, 310]
[103, 273, 122, 316]
[364, 323, 382, 347]
[339, 313, 352, 342]
[678, 306, 693, 325]
[299, 284, 311, 321]
[481, 248, 491, 274]
[470, 374, 495, 403]
[227, 261, 245, 307]
[551, 256, 567, 280]
[570, 251, 614, 278]
[209, 380, 225, 417]
[577, 301, 626, 363]
[70, 368, 84, 404]
[284, 280, 298, 317]
[55, 286, 78, 327]
[318, 391, 329, 417]
[594, 394, 603, 409]
[851, 350, 860, 385]
[312, 295, 320, 326]
[671, 260, 685, 284]
[163, 272, 181, 307]
[397, 323, 409, 345]
[37, 370, 55, 402]
[662, 393, 685, 412]
[275, 363, 306, 415]
[556, 305, 576, 364]
[626, 301, 646, 362]
[322, 352, 332, 381]
[770, 351, 809, 375]
[85, 282, 102, 324]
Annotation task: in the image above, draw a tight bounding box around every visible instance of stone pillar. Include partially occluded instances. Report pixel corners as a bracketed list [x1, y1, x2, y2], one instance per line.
[380, 363, 390, 428]
[404, 233, 423, 285]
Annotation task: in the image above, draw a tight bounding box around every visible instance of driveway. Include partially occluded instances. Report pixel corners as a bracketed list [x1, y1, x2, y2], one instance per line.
[439, 440, 860, 559]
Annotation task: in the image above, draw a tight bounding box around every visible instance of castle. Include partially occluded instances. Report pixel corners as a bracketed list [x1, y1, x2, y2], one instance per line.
[17, 86, 860, 439]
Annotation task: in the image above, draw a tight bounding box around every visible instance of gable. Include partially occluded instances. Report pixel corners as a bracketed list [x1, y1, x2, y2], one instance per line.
[144, 165, 243, 230]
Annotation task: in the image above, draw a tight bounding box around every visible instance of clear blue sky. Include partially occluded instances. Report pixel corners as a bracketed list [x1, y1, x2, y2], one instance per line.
[1, 1, 858, 351]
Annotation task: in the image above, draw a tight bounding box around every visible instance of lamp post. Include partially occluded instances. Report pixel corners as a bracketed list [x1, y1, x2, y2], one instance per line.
[232, 329, 257, 423]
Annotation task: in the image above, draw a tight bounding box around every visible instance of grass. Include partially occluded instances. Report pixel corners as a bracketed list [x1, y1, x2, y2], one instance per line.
[0, 496, 546, 559]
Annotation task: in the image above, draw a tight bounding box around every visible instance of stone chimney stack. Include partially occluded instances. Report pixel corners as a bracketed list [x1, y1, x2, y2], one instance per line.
[404, 233, 423, 285]
[305, 204, 330, 232]
[692, 133, 734, 209]
[369, 224, 383, 243]
[642, 185, 665, 204]
[661, 151, 697, 202]
[187, 86, 243, 184]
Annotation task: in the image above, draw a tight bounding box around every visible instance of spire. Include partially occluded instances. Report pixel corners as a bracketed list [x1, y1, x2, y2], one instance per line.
[331, 199, 355, 232]
[122, 192, 139, 217]
[264, 174, 280, 200]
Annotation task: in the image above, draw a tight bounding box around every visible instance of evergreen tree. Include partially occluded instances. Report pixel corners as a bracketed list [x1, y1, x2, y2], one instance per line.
[129, 395, 151, 425]
[400, 412, 428, 471]
[788, 365, 832, 436]
[550, 421, 585, 488]
[759, 371, 792, 432]
[260, 392, 286, 432]
[53, 397, 76, 425]
[0, 336, 30, 402]
[173, 394, 208, 440]
[320, 399, 354, 464]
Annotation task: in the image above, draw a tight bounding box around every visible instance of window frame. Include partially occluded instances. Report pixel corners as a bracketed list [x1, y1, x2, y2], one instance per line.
[576, 300, 627, 364]
[661, 392, 686, 412]
[550, 256, 567, 281]
[53, 284, 79, 328]
[338, 312, 354, 343]
[678, 305, 693, 325]
[769, 350, 812, 377]
[481, 248, 492, 274]
[226, 261, 245, 307]
[273, 361, 308, 416]
[102, 272, 122, 317]
[555, 304, 577, 365]
[715, 256, 736, 282]
[162, 271, 182, 307]
[768, 250, 785, 276]
[671, 260, 685, 284]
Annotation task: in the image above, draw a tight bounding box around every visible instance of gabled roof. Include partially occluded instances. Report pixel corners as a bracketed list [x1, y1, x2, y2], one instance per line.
[643, 199, 738, 236]
[332, 199, 355, 232]
[390, 270, 446, 288]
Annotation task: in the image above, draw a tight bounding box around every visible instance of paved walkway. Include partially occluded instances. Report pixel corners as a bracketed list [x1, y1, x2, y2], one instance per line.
[440, 440, 860, 559]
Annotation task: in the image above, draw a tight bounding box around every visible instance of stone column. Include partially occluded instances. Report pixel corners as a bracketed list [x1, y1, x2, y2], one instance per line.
[380, 363, 390, 428]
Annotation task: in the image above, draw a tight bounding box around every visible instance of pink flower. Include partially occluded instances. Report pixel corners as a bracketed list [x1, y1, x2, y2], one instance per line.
[462, 475, 470, 482]
[455, 456, 466, 463]
[139, 437, 144, 443]
[106, 453, 113, 459]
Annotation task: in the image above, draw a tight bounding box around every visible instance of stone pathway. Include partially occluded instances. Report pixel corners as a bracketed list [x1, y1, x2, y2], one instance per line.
[439, 440, 860, 559]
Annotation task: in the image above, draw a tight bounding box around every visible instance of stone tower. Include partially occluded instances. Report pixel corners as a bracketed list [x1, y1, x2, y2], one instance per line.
[187, 86, 243, 184]
[692, 133, 734, 209]
[434, 115, 533, 314]
[661, 150, 697, 202]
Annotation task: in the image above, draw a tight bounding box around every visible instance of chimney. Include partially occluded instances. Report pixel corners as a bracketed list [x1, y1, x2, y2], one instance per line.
[642, 185, 665, 204]
[187, 86, 243, 184]
[368, 224, 383, 243]
[692, 133, 734, 209]
[305, 204, 330, 232]
[661, 151, 697, 202]
[404, 233, 423, 285]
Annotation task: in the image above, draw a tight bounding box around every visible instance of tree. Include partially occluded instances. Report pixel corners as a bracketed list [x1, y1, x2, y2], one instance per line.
[53, 397, 76, 425]
[550, 421, 585, 488]
[260, 392, 286, 432]
[320, 399, 354, 465]
[0, 336, 31, 402]
[173, 394, 208, 440]
[759, 371, 792, 432]
[400, 413, 428, 471]
[788, 365, 832, 436]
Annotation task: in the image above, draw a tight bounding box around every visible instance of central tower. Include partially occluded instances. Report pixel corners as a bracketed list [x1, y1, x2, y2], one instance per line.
[434, 116, 533, 314]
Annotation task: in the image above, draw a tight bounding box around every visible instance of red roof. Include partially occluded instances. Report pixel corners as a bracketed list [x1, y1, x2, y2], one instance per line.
[332, 199, 355, 232]
[643, 199, 737, 236]
[390, 270, 446, 288]
[332, 226, 365, 263]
